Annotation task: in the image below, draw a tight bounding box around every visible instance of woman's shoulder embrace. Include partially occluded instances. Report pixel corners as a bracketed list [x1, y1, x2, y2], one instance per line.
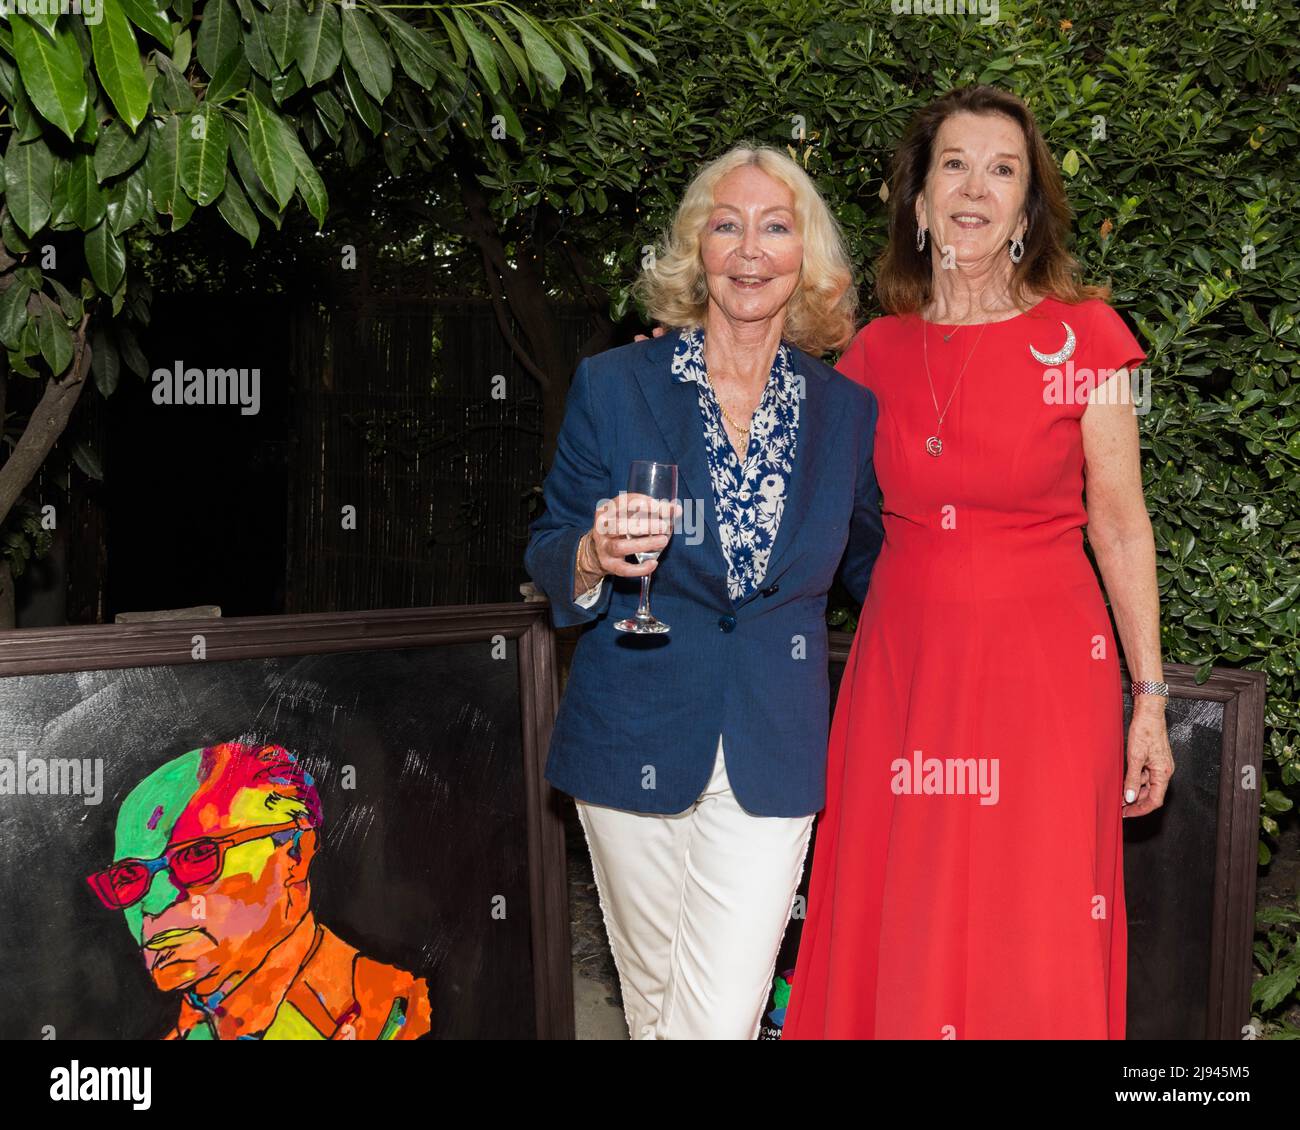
[584, 333, 676, 378]
[564, 335, 677, 408]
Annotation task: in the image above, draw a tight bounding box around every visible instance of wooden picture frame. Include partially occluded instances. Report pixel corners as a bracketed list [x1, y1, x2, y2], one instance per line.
[0, 604, 571, 1040]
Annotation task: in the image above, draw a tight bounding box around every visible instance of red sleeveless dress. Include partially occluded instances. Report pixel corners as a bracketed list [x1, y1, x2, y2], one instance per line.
[784, 296, 1146, 1039]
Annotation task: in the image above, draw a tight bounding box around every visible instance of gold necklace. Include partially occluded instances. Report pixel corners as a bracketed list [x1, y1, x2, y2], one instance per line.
[711, 372, 764, 437]
[707, 344, 777, 438]
[717, 394, 755, 436]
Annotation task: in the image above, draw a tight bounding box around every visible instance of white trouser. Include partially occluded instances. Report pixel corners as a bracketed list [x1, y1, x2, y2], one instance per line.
[576, 733, 815, 1040]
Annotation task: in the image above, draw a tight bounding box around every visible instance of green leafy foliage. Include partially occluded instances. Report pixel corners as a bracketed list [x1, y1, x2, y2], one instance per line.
[0, 0, 646, 602]
[1254, 896, 1300, 1036]
[0, 500, 54, 579]
[0, 0, 647, 380]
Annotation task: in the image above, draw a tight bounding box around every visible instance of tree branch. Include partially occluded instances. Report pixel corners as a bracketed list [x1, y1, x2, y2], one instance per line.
[476, 243, 550, 389]
[0, 313, 92, 529]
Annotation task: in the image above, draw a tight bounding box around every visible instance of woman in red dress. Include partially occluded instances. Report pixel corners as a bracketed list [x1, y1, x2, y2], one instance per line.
[784, 85, 1175, 1040]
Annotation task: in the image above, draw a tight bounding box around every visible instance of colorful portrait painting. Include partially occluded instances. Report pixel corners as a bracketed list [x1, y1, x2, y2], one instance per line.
[0, 621, 557, 1040]
[85, 741, 432, 1040]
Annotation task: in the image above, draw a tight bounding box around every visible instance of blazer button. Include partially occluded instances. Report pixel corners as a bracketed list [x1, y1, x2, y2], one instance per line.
[718, 614, 737, 633]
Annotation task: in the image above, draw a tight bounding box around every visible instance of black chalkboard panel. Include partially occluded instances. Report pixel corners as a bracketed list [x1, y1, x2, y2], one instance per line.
[0, 605, 569, 1040]
[758, 633, 1265, 1040]
[1121, 693, 1223, 1040]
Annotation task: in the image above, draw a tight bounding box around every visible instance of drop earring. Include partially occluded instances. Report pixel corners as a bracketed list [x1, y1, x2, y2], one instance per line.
[916, 225, 928, 252]
[1009, 236, 1024, 263]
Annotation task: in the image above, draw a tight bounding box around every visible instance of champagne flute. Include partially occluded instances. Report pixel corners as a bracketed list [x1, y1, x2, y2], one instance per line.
[614, 460, 677, 634]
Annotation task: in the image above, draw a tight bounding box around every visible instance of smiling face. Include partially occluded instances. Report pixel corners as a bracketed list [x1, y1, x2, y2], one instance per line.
[700, 165, 804, 329]
[915, 110, 1030, 269]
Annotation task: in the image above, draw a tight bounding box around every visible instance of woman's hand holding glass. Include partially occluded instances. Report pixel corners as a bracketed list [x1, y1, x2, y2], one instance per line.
[579, 492, 681, 589]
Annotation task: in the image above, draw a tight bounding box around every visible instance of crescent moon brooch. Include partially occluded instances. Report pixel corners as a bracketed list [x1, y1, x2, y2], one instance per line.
[1028, 321, 1076, 365]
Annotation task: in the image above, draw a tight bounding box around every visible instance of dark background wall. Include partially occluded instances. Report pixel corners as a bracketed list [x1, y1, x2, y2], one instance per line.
[13, 296, 597, 626]
[104, 294, 293, 620]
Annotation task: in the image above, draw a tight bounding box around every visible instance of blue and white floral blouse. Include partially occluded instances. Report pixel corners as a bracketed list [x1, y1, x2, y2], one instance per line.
[670, 326, 801, 601]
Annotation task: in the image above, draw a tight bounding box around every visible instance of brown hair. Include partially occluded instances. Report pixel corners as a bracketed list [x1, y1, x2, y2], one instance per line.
[873, 84, 1108, 316]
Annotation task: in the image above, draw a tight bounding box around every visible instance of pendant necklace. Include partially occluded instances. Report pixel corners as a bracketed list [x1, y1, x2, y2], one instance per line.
[921, 316, 990, 457]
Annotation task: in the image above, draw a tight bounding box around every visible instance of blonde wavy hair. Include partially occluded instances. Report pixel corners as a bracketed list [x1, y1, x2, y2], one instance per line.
[633, 145, 857, 356]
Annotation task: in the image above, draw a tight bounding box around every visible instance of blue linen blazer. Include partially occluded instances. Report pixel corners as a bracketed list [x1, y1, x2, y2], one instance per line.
[523, 330, 884, 817]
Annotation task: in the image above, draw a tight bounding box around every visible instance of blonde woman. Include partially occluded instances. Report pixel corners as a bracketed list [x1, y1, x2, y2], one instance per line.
[524, 146, 885, 1039]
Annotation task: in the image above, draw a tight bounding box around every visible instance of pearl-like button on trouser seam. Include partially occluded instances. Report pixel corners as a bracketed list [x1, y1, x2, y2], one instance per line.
[576, 732, 815, 1039]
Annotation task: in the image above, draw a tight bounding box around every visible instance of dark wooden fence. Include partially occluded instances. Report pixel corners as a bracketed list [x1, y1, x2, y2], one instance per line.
[286, 297, 598, 612]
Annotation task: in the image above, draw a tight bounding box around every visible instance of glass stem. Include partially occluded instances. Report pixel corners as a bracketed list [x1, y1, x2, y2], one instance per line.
[636, 575, 653, 620]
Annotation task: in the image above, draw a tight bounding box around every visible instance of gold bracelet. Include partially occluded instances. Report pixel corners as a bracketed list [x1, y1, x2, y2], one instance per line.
[576, 531, 600, 581]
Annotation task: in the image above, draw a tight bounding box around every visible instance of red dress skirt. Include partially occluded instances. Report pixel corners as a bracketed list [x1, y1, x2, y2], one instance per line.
[784, 296, 1146, 1039]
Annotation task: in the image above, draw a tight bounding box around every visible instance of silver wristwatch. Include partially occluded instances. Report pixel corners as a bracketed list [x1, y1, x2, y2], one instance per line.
[1131, 680, 1169, 699]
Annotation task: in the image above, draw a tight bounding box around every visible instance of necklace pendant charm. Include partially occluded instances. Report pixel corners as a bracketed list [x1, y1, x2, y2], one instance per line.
[925, 435, 943, 457]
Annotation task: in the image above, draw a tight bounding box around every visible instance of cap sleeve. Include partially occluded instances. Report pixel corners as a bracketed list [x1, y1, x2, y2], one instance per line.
[1084, 301, 1147, 385]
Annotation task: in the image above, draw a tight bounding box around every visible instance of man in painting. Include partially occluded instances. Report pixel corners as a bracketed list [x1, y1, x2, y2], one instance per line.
[85, 740, 432, 1040]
